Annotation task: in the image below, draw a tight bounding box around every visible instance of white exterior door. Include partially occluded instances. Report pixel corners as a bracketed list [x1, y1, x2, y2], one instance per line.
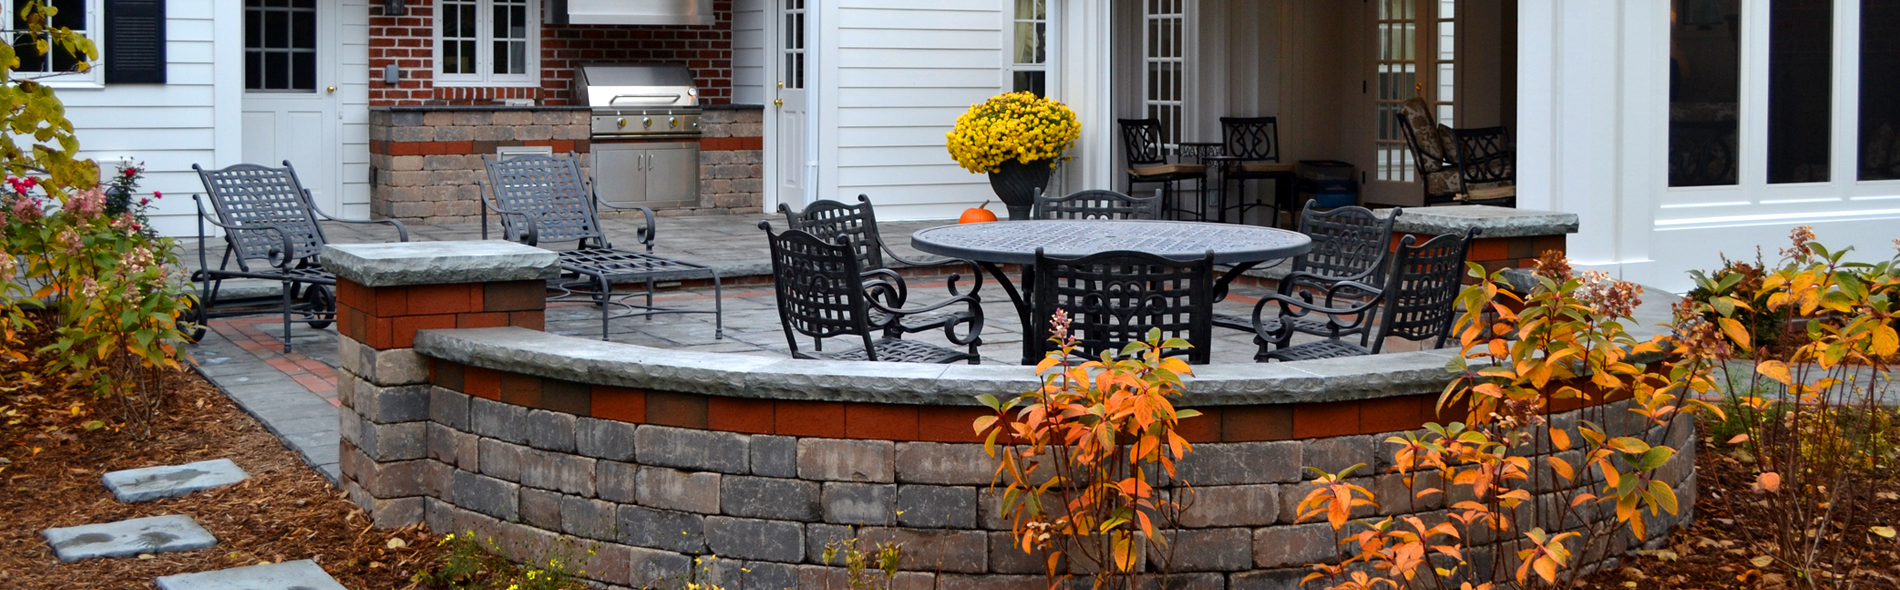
[772, 0, 811, 209]
[241, 0, 341, 214]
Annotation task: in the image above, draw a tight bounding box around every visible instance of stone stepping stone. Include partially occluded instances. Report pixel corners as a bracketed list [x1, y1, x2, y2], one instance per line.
[154, 559, 346, 590]
[103, 459, 250, 503]
[42, 514, 217, 562]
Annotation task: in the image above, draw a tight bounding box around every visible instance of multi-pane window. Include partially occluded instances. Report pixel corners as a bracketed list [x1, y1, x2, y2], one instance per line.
[1863, 0, 1900, 180]
[1767, 0, 1832, 184]
[1143, 0, 1185, 143]
[11, 0, 92, 77]
[244, 0, 316, 91]
[1434, 0, 1455, 126]
[437, 0, 534, 85]
[1011, 0, 1047, 96]
[782, 0, 804, 90]
[1373, 0, 1418, 182]
[1666, 0, 1740, 187]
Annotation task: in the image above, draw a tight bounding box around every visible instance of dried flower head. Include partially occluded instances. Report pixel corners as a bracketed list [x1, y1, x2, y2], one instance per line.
[67, 188, 106, 219]
[1575, 271, 1643, 319]
[1533, 250, 1573, 282]
[1782, 225, 1817, 263]
[0, 250, 15, 279]
[1671, 298, 1730, 361]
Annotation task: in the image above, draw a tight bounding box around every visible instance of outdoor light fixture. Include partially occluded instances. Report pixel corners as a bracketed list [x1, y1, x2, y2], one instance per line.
[384, 0, 406, 16]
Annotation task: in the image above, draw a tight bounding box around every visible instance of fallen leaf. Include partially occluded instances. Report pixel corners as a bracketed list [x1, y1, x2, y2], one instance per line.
[1873, 526, 1897, 539]
[386, 538, 406, 549]
[1728, 433, 1750, 444]
[1752, 555, 1776, 568]
[369, 561, 384, 569]
[1880, 492, 1900, 501]
[1754, 472, 1783, 493]
[137, 554, 154, 560]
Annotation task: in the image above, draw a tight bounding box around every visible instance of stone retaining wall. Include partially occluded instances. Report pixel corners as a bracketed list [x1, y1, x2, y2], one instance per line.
[368, 106, 764, 225]
[321, 241, 1690, 590]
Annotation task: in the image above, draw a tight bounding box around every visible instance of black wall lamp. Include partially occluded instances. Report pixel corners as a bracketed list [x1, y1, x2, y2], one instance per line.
[384, 0, 406, 16]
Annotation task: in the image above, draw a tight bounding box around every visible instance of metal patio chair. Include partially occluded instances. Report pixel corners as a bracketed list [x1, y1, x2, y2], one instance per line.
[1031, 188, 1162, 220]
[1119, 118, 1208, 220]
[1213, 203, 1400, 341]
[759, 221, 983, 363]
[1252, 228, 1478, 362]
[1395, 96, 1516, 206]
[780, 194, 983, 341]
[1029, 249, 1216, 365]
[189, 161, 410, 352]
[480, 153, 722, 341]
[1216, 116, 1297, 226]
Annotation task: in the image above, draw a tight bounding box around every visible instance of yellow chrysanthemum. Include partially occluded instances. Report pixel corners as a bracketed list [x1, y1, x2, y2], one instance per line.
[946, 92, 1080, 173]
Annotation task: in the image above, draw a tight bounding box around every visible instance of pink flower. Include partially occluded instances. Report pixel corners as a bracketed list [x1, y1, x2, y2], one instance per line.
[153, 191, 162, 199]
[139, 198, 149, 205]
[67, 188, 106, 218]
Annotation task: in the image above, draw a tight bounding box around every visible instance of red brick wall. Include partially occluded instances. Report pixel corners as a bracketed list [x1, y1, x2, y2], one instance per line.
[369, 0, 735, 107]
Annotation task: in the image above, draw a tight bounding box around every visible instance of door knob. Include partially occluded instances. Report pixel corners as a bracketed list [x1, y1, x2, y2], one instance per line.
[327, 86, 336, 93]
[774, 98, 784, 107]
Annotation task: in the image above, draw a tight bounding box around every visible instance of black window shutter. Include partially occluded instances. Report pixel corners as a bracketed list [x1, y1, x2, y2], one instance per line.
[104, 0, 166, 84]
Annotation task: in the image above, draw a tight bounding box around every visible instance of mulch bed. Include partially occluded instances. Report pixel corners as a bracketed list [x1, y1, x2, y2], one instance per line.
[1574, 426, 1900, 589]
[0, 362, 445, 589]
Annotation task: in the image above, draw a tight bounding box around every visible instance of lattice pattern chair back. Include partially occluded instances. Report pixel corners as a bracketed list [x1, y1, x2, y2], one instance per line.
[780, 196, 885, 272]
[483, 154, 605, 246]
[1371, 229, 1478, 352]
[1117, 118, 1169, 166]
[763, 225, 877, 355]
[1293, 204, 1397, 282]
[194, 162, 328, 269]
[1033, 189, 1162, 220]
[1220, 117, 1281, 161]
[1031, 249, 1215, 364]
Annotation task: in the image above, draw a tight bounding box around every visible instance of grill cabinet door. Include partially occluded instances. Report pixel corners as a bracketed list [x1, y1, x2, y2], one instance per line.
[644, 143, 700, 207]
[591, 143, 649, 206]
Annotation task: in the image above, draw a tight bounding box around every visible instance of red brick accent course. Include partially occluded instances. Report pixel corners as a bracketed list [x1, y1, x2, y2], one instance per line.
[334, 279, 547, 350]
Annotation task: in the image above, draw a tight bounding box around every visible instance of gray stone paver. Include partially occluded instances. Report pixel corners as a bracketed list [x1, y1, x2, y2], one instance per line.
[41, 515, 217, 562]
[102, 459, 250, 503]
[188, 324, 341, 483]
[154, 559, 347, 590]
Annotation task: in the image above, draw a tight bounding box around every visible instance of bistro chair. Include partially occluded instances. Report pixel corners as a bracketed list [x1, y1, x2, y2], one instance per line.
[188, 161, 410, 352]
[1031, 188, 1162, 220]
[480, 153, 722, 341]
[780, 194, 983, 340]
[1395, 96, 1516, 206]
[1213, 203, 1400, 340]
[1252, 228, 1478, 362]
[759, 221, 983, 364]
[1217, 117, 1297, 226]
[1118, 118, 1207, 220]
[1029, 249, 1216, 365]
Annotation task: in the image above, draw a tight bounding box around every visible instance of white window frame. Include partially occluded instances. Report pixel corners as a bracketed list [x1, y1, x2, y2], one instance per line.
[434, 0, 538, 88]
[5, 0, 104, 88]
[1142, 0, 1193, 144]
[1007, 0, 1055, 96]
[1654, 0, 1900, 228]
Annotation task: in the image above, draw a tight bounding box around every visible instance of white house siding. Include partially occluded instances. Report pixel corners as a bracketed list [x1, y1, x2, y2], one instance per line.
[60, 0, 243, 238]
[821, 0, 1006, 220]
[339, 0, 371, 219]
[1519, 0, 1900, 294]
[733, 0, 767, 105]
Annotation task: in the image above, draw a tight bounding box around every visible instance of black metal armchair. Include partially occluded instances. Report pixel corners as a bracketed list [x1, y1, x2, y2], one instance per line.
[189, 161, 410, 352]
[1031, 188, 1162, 220]
[480, 153, 722, 341]
[1252, 228, 1477, 362]
[1119, 118, 1207, 220]
[759, 222, 983, 364]
[1213, 203, 1400, 341]
[780, 194, 983, 340]
[1217, 117, 1297, 226]
[1394, 97, 1516, 206]
[1029, 249, 1216, 365]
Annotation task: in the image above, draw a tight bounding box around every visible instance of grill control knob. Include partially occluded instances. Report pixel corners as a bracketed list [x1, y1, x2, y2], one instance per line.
[669, 117, 679, 128]
[615, 118, 626, 128]
[643, 117, 653, 128]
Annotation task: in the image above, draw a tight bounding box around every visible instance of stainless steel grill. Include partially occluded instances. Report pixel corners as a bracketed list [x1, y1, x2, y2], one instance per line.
[578, 64, 703, 138]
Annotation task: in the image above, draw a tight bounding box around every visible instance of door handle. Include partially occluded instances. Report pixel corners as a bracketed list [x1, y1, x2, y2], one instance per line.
[775, 98, 784, 107]
[327, 86, 336, 93]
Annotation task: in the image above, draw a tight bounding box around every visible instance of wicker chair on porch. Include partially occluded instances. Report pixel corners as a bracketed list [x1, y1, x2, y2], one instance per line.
[189, 161, 411, 352]
[1252, 228, 1477, 362]
[759, 222, 983, 364]
[1394, 96, 1516, 206]
[480, 153, 722, 341]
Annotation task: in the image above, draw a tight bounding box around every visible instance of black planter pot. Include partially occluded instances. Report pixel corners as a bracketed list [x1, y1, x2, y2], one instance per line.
[986, 159, 1054, 220]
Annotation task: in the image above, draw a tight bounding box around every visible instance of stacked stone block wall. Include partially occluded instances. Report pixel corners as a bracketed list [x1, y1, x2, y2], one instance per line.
[368, 106, 764, 225]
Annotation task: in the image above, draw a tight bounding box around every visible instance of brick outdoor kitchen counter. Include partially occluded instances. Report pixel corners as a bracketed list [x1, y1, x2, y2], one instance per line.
[321, 238, 1688, 590]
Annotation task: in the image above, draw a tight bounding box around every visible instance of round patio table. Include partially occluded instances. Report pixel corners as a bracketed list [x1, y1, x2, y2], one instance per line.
[911, 220, 1312, 364]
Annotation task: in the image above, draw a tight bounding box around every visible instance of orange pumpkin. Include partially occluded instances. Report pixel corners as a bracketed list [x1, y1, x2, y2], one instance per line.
[959, 200, 999, 224]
